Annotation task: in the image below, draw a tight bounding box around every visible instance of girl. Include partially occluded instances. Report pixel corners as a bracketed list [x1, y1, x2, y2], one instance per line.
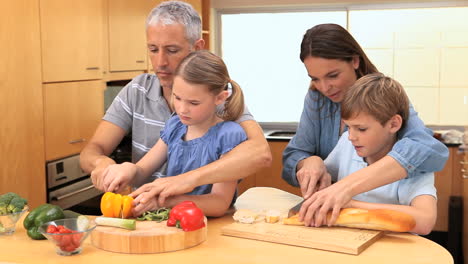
[282, 24, 448, 227]
[104, 50, 247, 217]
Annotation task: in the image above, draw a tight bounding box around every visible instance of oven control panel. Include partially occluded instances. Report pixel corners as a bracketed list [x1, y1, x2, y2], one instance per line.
[46, 155, 87, 189]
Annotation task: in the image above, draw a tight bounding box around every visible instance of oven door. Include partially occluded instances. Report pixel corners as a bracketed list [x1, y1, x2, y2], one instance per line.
[46, 154, 102, 210]
[48, 177, 102, 209]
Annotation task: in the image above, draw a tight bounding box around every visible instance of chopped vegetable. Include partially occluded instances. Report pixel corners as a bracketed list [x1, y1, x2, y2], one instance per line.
[167, 201, 205, 232]
[100, 192, 134, 218]
[76, 215, 89, 232]
[95, 216, 136, 230]
[137, 208, 170, 222]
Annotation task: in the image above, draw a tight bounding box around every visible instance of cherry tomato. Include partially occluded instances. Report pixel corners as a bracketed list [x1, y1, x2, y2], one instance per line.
[46, 225, 57, 233]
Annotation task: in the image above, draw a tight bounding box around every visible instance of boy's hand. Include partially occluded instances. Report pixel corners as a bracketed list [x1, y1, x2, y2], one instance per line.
[299, 180, 352, 227]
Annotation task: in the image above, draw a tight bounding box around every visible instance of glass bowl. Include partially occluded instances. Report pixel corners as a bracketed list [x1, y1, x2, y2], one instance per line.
[39, 218, 96, 256]
[0, 205, 29, 235]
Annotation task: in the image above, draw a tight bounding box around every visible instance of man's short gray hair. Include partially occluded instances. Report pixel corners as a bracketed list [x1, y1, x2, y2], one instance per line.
[146, 1, 202, 45]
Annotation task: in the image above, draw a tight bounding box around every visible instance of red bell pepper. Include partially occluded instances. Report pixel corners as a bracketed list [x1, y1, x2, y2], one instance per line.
[167, 201, 205, 231]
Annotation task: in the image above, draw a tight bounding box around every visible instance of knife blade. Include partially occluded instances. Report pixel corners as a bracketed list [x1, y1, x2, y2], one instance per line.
[288, 200, 304, 218]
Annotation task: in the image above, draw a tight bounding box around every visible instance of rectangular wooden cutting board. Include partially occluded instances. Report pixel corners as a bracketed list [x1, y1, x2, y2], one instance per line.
[222, 187, 383, 255]
[221, 221, 383, 255]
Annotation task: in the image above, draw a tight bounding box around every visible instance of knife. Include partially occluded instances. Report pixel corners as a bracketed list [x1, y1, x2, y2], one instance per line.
[288, 200, 304, 218]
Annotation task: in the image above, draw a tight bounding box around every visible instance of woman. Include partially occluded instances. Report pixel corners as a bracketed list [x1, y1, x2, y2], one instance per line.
[282, 23, 448, 227]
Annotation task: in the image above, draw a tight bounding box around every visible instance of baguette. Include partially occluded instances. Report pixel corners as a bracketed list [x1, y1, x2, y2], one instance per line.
[283, 208, 416, 232]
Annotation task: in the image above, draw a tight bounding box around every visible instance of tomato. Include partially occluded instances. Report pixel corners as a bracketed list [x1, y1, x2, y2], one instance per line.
[71, 233, 83, 248]
[61, 234, 72, 245]
[46, 225, 57, 233]
[52, 233, 62, 244]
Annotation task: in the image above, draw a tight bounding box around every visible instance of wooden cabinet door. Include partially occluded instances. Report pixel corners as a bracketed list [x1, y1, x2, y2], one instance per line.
[254, 141, 302, 196]
[108, 0, 158, 72]
[433, 148, 454, 232]
[462, 150, 468, 264]
[40, 0, 104, 82]
[1, 1, 46, 208]
[44, 81, 105, 161]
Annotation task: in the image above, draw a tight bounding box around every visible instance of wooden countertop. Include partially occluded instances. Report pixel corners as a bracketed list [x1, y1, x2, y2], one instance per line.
[0, 188, 454, 263]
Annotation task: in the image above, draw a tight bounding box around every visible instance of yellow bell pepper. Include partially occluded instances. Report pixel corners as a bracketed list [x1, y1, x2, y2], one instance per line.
[100, 192, 134, 218]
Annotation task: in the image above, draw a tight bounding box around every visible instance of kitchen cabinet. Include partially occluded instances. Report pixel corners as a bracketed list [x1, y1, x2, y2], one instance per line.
[462, 147, 468, 264]
[107, 0, 158, 72]
[433, 147, 455, 232]
[1, 1, 46, 208]
[40, 0, 104, 83]
[106, 0, 211, 78]
[238, 141, 301, 196]
[44, 81, 105, 161]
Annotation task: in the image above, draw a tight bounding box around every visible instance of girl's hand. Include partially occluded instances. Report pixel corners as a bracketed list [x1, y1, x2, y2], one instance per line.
[296, 156, 330, 199]
[130, 174, 197, 206]
[102, 162, 137, 193]
[131, 186, 160, 217]
[299, 180, 353, 227]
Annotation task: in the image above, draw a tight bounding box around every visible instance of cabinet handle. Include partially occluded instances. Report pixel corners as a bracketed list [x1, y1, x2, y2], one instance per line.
[460, 161, 468, 165]
[69, 138, 85, 144]
[86, 67, 100, 70]
[463, 174, 468, 179]
[136, 60, 145, 63]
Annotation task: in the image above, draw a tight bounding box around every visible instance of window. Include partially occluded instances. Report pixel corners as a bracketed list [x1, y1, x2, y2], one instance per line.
[220, 10, 346, 123]
[219, 5, 468, 125]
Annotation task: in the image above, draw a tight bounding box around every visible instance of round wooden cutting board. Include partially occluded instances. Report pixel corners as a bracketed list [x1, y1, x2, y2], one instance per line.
[90, 219, 207, 254]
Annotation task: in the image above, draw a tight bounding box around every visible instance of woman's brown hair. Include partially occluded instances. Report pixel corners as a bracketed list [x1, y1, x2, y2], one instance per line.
[300, 23, 378, 81]
[341, 73, 409, 129]
[175, 50, 244, 121]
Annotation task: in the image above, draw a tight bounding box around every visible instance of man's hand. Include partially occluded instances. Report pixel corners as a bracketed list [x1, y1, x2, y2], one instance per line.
[130, 173, 197, 206]
[102, 162, 138, 193]
[299, 180, 353, 227]
[296, 156, 329, 199]
[90, 157, 116, 191]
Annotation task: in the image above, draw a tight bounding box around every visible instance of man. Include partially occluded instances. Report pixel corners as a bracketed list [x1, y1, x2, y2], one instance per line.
[80, 1, 271, 207]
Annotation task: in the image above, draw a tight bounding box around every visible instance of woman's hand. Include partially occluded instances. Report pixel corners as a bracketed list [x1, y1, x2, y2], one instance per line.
[296, 156, 330, 199]
[299, 180, 353, 227]
[101, 162, 137, 193]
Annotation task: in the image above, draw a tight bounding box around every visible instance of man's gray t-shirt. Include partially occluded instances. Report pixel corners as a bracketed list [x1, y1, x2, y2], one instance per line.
[104, 74, 254, 177]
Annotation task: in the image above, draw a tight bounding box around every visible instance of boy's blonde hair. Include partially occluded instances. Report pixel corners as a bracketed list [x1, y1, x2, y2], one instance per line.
[341, 73, 409, 128]
[175, 50, 244, 121]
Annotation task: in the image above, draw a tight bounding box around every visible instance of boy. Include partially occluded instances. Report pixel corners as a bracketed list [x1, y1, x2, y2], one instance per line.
[324, 73, 437, 235]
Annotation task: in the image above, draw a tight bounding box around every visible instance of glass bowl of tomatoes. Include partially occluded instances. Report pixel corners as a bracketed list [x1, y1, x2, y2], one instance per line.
[39, 217, 96, 256]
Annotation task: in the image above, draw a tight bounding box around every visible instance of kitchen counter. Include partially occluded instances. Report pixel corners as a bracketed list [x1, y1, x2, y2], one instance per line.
[0, 211, 453, 263]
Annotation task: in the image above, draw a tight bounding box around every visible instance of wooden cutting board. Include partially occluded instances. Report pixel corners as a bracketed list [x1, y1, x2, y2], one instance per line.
[221, 187, 383, 255]
[90, 218, 207, 254]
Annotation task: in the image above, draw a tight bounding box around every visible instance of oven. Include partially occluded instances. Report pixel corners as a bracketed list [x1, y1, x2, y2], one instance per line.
[46, 154, 103, 215]
[45, 135, 133, 215]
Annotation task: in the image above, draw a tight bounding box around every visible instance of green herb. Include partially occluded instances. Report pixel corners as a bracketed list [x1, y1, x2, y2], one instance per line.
[137, 208, 170, 222]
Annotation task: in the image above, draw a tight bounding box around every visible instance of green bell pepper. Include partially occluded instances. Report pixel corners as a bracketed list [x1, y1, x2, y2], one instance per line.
[23, 203, 65, 240]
